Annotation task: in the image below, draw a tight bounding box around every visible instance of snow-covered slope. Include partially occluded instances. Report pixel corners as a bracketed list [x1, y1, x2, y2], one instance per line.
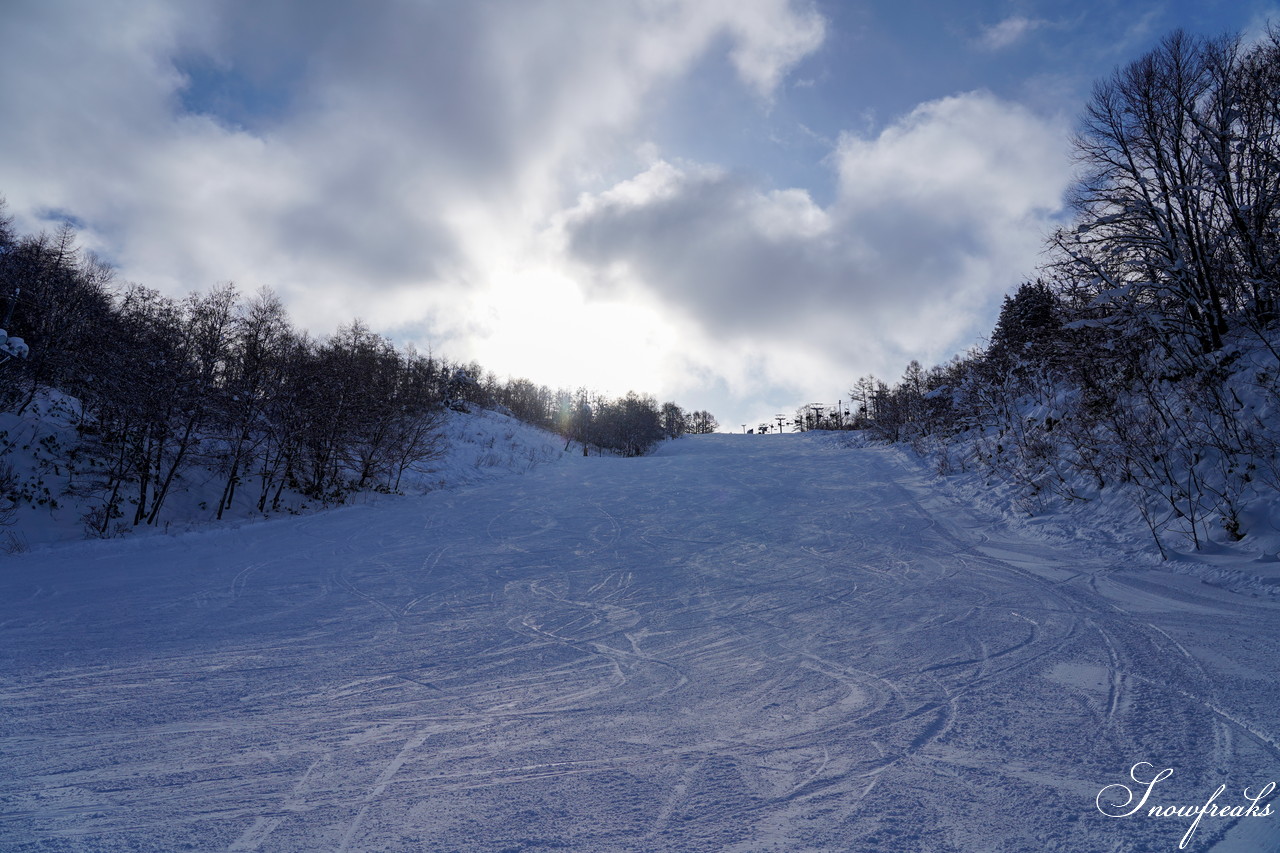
[0, 395, 568, 551]
[3, 433, 1276, 851]
[406, 405, 568, 491]
[834, 425, 1280, 599]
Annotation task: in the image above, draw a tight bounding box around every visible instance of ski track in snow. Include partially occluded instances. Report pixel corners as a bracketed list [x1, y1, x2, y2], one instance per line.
[1, 435, 1278, 851]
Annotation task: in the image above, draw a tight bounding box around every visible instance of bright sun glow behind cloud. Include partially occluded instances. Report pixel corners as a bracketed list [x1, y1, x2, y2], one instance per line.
[0, 0, 1265, 428]
[466, 262, 679, 396]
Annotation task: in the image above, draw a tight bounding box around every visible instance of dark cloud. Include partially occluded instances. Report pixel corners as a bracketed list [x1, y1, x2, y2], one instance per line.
[0, 0, 1076, 426]
[567, 167, 843, 336]
[562, 92, 1071, 378]
[0, 0, 824, 331]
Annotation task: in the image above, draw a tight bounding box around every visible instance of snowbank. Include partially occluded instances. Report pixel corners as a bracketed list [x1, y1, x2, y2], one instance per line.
[0, 395, 569, 553]
[819, 430, 1280, 598]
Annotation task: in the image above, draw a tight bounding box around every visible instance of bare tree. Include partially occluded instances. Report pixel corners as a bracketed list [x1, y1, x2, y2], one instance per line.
[685, 410, 718, 435]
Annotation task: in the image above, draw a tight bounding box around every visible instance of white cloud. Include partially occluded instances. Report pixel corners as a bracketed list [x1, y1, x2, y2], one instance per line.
[833, 92, 1068, 222]
[0, 0, 824, 340]
[562, 91, 1072, 393]
[718, 0, 826, 99]
[0, 1, 1080, 427]
[977, 15, 1048, 51]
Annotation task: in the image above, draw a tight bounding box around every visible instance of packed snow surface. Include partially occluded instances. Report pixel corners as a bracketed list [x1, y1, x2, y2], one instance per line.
[2, 434, 1278, 851]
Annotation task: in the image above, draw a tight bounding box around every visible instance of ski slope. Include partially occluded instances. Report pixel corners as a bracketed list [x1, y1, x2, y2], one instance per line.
[2, 434, 1278, 851]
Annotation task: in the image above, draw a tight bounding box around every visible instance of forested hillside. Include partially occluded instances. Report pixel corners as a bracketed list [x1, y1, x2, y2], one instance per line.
[0, 211, 713, 545]
[850, 29, 1280, 557]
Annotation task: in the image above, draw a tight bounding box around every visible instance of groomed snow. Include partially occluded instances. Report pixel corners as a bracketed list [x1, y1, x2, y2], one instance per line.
[2, 434, 1277, 851]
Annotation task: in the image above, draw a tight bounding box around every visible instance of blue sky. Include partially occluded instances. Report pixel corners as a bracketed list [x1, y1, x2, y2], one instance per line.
[1, 0, 1273, 430]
